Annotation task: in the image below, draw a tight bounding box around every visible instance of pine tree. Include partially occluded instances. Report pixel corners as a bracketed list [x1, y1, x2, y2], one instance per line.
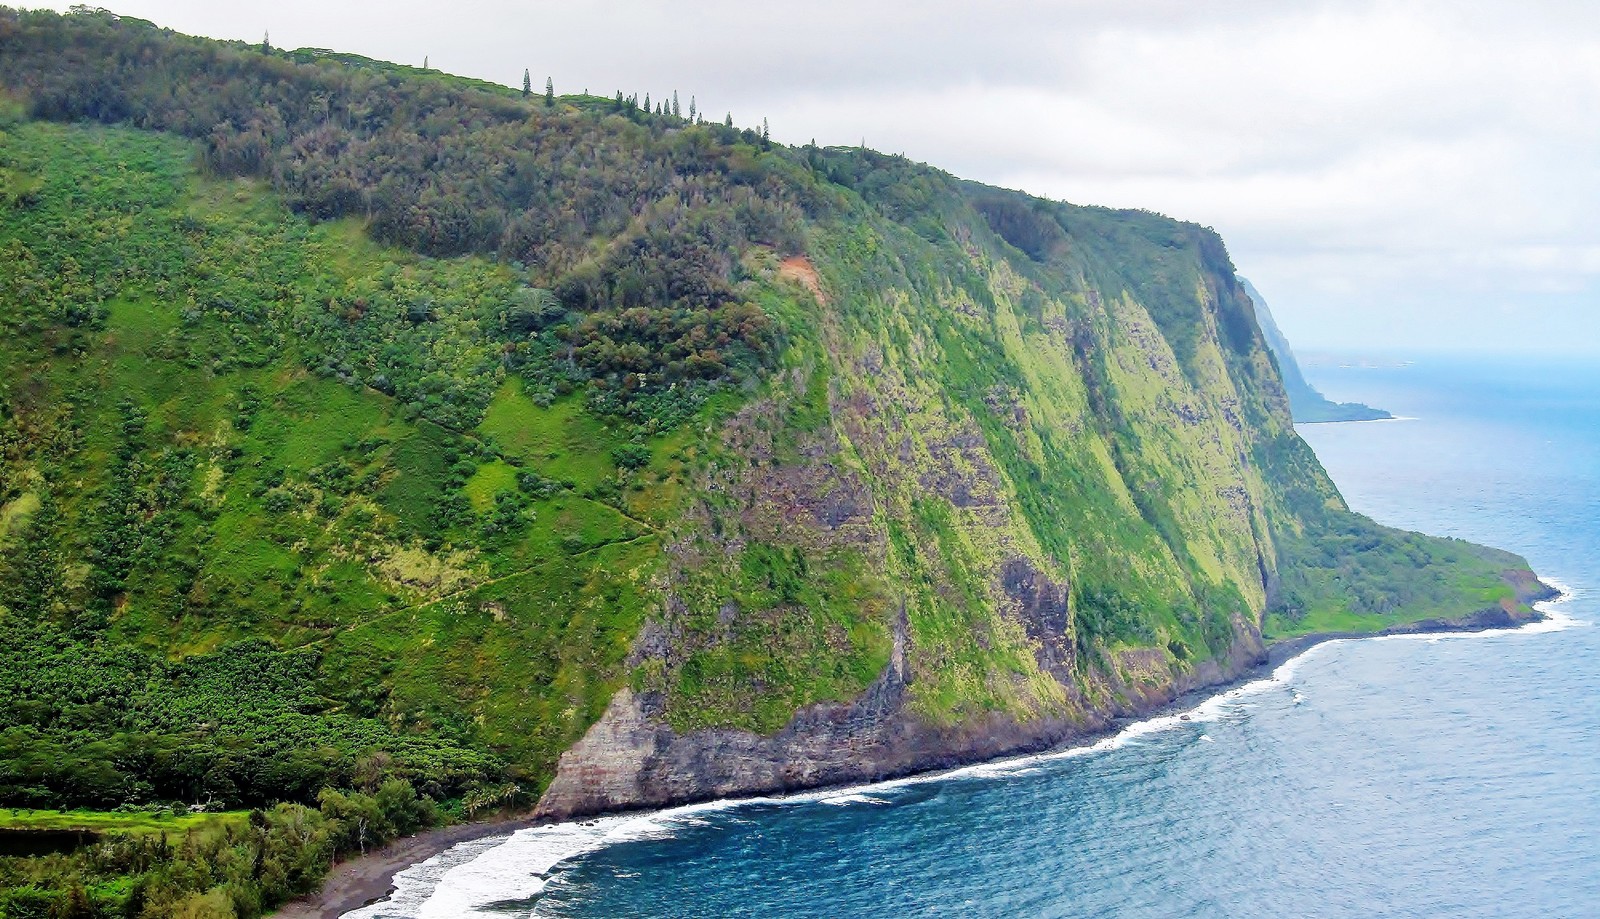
[643, 92, 650, 114]
[523, 69, 532, 98]
[725, 112, 733, 128]
[545, 77, 554, 107]
[761, 117, 770, 143]
[689, 95, 697, 121]
[671, 91, 680, 118]
[261, 30, 271, 55]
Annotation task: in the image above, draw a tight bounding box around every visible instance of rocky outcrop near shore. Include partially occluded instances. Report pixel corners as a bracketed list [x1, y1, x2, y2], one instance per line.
[534, 614, 1269, 820]
[536, 570, 1553, 820]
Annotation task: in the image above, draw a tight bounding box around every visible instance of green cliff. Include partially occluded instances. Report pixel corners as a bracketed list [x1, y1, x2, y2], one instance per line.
[0, 9, 1546, 909]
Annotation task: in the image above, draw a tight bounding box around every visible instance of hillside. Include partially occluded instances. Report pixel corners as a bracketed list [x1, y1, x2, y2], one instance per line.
[1240, 277, 1392, 423]
[0, 8, 1548, 916]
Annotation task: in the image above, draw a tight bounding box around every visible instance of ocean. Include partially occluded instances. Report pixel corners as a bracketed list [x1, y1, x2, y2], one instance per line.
[349, 354, 1599, 919]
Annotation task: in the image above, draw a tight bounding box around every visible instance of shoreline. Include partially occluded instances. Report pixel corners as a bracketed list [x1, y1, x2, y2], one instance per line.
[274, 584, 1571, 919]
[271, 818, 542, 919]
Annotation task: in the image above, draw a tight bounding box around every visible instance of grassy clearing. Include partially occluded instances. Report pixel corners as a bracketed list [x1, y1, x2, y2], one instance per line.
[0, 809, 247, 839]
[479, 379, 621, 490]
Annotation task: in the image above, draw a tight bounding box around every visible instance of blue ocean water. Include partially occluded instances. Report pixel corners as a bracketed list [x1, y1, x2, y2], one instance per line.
[355, 355, 1599, 919]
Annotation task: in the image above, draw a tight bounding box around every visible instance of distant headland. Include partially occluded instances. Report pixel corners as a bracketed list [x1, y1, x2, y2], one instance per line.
[1241, 277, 1393, 423]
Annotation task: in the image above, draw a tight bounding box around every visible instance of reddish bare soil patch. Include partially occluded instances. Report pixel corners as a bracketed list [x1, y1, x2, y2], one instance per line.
[778, 255, 826, 304]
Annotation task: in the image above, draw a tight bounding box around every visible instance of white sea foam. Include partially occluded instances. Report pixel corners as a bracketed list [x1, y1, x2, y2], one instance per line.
[818, 792, 893, 806]
[353, 802, 774, 919]
[347, 573, 1583, 918]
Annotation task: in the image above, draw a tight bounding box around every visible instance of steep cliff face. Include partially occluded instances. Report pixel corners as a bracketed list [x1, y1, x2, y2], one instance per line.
[534, 174, 1518, 818]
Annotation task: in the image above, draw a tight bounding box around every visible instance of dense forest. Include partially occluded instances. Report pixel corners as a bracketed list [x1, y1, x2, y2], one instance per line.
[0, 3, 806, 426]
[0, 7, 1538, 917]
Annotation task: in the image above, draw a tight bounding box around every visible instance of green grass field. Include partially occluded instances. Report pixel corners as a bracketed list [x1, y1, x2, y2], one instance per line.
[0, 809, 247, 839]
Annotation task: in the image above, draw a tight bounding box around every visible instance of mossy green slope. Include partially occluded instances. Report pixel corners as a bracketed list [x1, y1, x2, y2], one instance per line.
[0, 122, 688, 804]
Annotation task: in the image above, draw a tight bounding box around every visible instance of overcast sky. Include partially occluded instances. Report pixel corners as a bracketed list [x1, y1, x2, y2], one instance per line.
[30, 0, 1600, 355]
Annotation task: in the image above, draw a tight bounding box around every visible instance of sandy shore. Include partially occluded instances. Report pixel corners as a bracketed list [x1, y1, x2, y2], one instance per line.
[273, 594, 1559, 918]
[272, 817, 540, 919]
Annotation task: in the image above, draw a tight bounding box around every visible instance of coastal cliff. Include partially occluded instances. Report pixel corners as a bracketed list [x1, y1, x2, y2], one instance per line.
[532, 187, 1537, 818]
[0, 7, 1545, 831]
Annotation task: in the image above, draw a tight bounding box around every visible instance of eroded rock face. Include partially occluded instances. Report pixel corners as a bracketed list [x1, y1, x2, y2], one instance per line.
[1000, 556, 1074, 680]
[529, 191, 1529, 824]
[535, 607, 1272, 821]
[534, 680, 1120, 822]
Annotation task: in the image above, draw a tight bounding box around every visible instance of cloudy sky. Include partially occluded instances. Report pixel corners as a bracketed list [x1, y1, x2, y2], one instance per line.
[31, 0, 1600, 355]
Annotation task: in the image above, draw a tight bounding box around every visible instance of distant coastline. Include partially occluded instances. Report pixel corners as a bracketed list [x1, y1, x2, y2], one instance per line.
[1240, 277, 1393, 423]
[1293, 404, 1395, 423]
[1297, 414, 1417, 426]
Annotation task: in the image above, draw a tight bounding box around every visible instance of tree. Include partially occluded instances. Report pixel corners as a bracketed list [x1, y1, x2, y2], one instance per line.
[671, 90, 680, 118]
[725, 112, 733, 128]
[522, 69, 531, 98]
[261, 31, 271, 55]
[545, 77, 554, 107]
[761, 117, 769, 143]
[643, 92, 650, 113]
[422, 55, 429, 71]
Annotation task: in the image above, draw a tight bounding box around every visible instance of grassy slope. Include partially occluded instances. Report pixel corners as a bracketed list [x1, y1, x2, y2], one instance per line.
[0, 121, 701, 793]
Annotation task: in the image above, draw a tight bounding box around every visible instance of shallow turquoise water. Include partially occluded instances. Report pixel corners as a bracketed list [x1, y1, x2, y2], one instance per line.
[357, 355, 1599, 918]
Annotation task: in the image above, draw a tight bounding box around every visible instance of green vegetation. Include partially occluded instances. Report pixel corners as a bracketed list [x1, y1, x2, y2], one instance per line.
[0, 782, 434, 919]
[0, 810, 243, 838]
[1266, 519, 1525, 637]
[0, 6, 1543, 913]
[0, 117, 714, 807]
[645, 543, 894, 733]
